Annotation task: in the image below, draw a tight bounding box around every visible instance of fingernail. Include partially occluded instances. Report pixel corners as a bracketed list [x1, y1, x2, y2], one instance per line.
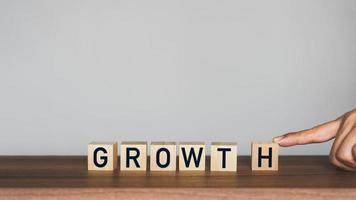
[273, 136, 285, 143]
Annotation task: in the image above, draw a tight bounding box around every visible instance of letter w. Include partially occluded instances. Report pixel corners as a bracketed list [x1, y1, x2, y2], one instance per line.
[181, 147, 203, 168]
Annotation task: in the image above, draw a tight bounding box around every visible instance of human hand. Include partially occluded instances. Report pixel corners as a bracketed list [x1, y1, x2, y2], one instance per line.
[273, 109, 356, 171]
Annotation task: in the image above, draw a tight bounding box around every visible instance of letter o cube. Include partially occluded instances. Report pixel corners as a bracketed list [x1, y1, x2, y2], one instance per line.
[150, 142, 177, 171]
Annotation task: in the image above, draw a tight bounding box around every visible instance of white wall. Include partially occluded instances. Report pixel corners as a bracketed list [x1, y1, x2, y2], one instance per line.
[0, 0, 355, 155]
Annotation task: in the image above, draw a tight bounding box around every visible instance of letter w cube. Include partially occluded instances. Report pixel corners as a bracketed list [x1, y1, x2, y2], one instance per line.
[179, 142, 206, 171]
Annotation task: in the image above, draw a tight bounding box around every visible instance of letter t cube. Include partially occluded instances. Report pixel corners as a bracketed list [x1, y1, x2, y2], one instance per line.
[211, 142, 237, 172]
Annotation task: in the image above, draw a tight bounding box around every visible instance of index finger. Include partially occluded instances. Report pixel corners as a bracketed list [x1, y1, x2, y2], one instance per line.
[273, 119, 341, 147]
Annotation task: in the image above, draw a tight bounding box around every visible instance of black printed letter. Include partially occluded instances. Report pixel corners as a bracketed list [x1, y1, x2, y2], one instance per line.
[156, 148, 170, 168]
[217, 148, 231, 168]
[181, 147, 203, 168]
[258, 147, 272, 167]
[93, 147, 108, 168]
[126, 147, 140, 168]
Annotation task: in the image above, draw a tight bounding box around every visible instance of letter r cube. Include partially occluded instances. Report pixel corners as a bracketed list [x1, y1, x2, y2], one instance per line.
[120, 141, 147, 171]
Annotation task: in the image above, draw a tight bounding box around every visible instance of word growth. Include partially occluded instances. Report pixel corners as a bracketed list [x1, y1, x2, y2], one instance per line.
[87, 141, 279, 172]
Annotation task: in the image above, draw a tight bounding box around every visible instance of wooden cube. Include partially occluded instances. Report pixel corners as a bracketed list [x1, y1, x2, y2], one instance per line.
[88, 141, 118, 171]
[178, 142, 205, 171]
[251, 142, 279, 171]
[120, 141, 147, 171]
[150, 142, 177, 171]
[210, 142, 237, 172]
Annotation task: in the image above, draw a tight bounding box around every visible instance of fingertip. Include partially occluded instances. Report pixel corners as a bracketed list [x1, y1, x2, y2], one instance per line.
[274, 135, 298, 147]
[273, 135, 295, 147]
[273, 135, 285, 143]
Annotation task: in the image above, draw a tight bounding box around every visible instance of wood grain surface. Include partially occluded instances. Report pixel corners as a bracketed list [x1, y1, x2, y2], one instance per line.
[0, 156, 355, 188]
[0, 156, 355, 199]
[1, 188, 356, 200]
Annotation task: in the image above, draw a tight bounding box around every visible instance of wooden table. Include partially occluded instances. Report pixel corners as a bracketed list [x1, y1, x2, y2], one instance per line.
[0, 156, 355, 199]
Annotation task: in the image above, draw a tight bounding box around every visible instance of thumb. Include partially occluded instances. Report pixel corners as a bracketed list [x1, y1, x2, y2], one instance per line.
[273, 119, 340, 147]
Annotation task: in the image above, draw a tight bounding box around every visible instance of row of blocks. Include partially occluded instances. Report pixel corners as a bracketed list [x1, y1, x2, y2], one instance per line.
[88, 141, 279, 171]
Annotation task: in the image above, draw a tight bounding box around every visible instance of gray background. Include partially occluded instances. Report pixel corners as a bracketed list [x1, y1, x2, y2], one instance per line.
[0, 0, 355, 155]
